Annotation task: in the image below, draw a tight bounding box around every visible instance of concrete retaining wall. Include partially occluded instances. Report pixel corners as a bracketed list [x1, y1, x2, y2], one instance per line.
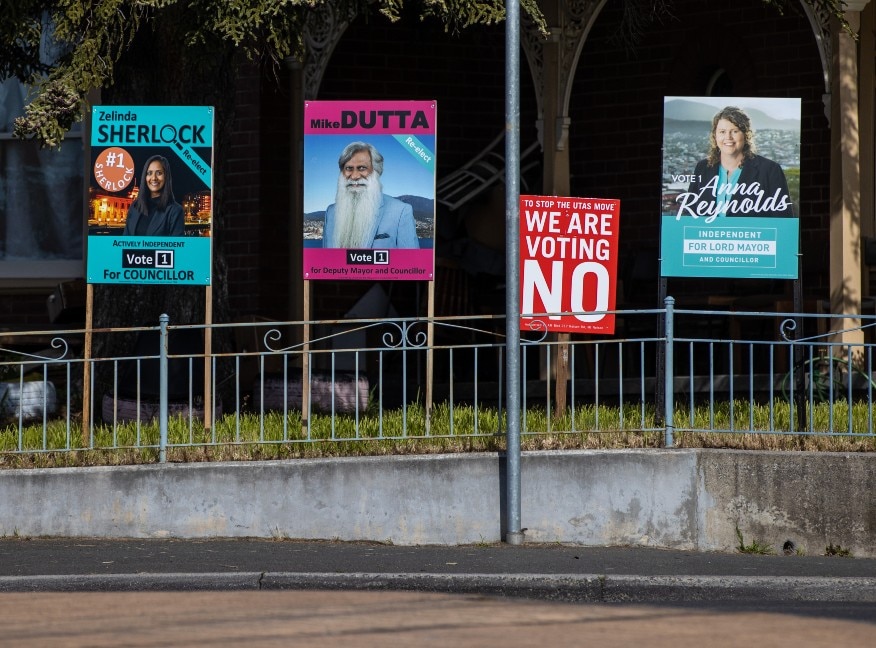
[1, 449, 873, 556]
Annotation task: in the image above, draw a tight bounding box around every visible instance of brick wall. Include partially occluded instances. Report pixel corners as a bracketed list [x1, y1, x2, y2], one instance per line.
[0, 293, 53, 328]
[568, 0, 830, 304]
[319, 15, 539, 177]
[0, 3, 846, 328]
[221, 1, 832, 320]
[256, 66, 294, 319]
[221, 12, 534, 320]
[222, 63, 264, 317]
[308, 12, 538, 317]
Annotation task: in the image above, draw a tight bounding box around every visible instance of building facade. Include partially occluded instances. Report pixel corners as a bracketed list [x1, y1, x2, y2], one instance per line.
[1, 1, 873, 340]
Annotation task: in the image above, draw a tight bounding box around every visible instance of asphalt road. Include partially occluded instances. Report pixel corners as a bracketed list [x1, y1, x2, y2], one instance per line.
[0, 539, 874, 646]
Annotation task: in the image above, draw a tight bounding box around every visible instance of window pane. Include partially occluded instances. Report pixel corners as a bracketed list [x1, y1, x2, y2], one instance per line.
[0, 77, 84, 274]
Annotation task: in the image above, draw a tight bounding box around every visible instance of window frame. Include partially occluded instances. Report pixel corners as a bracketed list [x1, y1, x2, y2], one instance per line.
[0, 109, 86, 285]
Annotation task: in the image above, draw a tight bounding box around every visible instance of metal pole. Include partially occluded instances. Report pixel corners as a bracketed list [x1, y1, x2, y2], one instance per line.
[504, 0, 523, 545]
[656, 144, 668, 425]
[794, 251, 806, 432]
[663, 296, 675, 447]
[159, 313, 169, 463]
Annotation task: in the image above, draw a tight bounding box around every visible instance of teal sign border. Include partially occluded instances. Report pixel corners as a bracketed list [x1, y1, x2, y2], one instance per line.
[88, 105, 214, 285]
[660, 216, 799, 279]
[87, 237, 211, 285]
[91, 105, 213, 187]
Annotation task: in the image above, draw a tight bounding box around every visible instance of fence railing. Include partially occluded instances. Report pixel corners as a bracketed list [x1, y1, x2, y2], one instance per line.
[2, 298, 876, 460]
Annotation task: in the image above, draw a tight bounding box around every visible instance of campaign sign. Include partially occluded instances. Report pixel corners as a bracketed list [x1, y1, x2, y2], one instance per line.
[519, 195, 620, 334]
[86, 105, 214, 285]
[303, 100, 436, 281]
[660, 96, 800, 279]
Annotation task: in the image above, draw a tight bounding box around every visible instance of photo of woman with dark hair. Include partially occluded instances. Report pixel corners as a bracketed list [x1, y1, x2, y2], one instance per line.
[123, 155, 185, 236]
[681, 106, 794, 218]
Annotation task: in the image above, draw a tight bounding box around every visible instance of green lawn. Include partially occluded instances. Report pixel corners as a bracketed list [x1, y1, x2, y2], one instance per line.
[2, 398, 876, 468]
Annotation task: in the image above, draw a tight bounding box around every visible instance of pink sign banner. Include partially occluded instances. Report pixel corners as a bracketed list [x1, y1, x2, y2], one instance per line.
[303, 100, 436, 281]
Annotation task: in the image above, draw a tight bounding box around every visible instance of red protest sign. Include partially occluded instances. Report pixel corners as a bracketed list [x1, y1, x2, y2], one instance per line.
[519, 195, 620, 334]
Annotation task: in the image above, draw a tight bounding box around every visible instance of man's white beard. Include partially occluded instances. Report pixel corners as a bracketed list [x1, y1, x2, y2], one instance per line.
[331, 173, 383, 247]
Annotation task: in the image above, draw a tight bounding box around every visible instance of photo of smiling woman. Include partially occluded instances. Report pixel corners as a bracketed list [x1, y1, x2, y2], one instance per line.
[123, 155, 185, 236]
[683, 106, 794, 218]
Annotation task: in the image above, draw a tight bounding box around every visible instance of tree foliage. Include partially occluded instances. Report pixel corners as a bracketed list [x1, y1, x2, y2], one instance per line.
[0, 0, 858, 147]
[1, 0, 543, 147]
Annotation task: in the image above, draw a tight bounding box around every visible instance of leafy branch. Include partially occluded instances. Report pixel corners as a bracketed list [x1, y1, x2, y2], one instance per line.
[0, 0, 860, 148]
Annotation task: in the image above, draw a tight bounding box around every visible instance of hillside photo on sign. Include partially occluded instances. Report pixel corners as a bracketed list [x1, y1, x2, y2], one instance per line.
[302, 100, 437, 281]
[519, 194, 620, 335]
[86, 105, 214, 285]
[660, 96, 800, 279]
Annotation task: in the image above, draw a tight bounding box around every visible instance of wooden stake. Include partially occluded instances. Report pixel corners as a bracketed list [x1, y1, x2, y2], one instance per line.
[81, 283, 94, 447]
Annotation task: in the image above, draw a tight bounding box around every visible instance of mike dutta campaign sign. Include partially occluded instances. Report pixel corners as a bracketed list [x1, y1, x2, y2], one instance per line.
[519, 195, 620, 334]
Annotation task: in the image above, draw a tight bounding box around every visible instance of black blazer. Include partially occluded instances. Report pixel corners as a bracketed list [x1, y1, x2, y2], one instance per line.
[124, 201, 186, 236]
[684, 155, 795, 217]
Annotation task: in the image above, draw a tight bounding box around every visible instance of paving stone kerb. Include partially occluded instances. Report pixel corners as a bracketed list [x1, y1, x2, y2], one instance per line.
[0, 449, 872, 556]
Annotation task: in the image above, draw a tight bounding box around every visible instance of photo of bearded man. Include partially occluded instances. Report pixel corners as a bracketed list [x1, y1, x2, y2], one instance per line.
[322, 142, 419, 249]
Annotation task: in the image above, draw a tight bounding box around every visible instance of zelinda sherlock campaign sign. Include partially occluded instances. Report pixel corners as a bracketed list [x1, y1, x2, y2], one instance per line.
[660, 96, 800, 279]
[520, 195, 620, 335]
[303, 100, 436, 281]
[86, 105, 214, 285]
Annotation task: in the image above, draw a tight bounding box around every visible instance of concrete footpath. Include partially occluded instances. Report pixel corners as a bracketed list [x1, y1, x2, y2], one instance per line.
[1, 538, 876, 603]
[2, 540, 875, 647]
